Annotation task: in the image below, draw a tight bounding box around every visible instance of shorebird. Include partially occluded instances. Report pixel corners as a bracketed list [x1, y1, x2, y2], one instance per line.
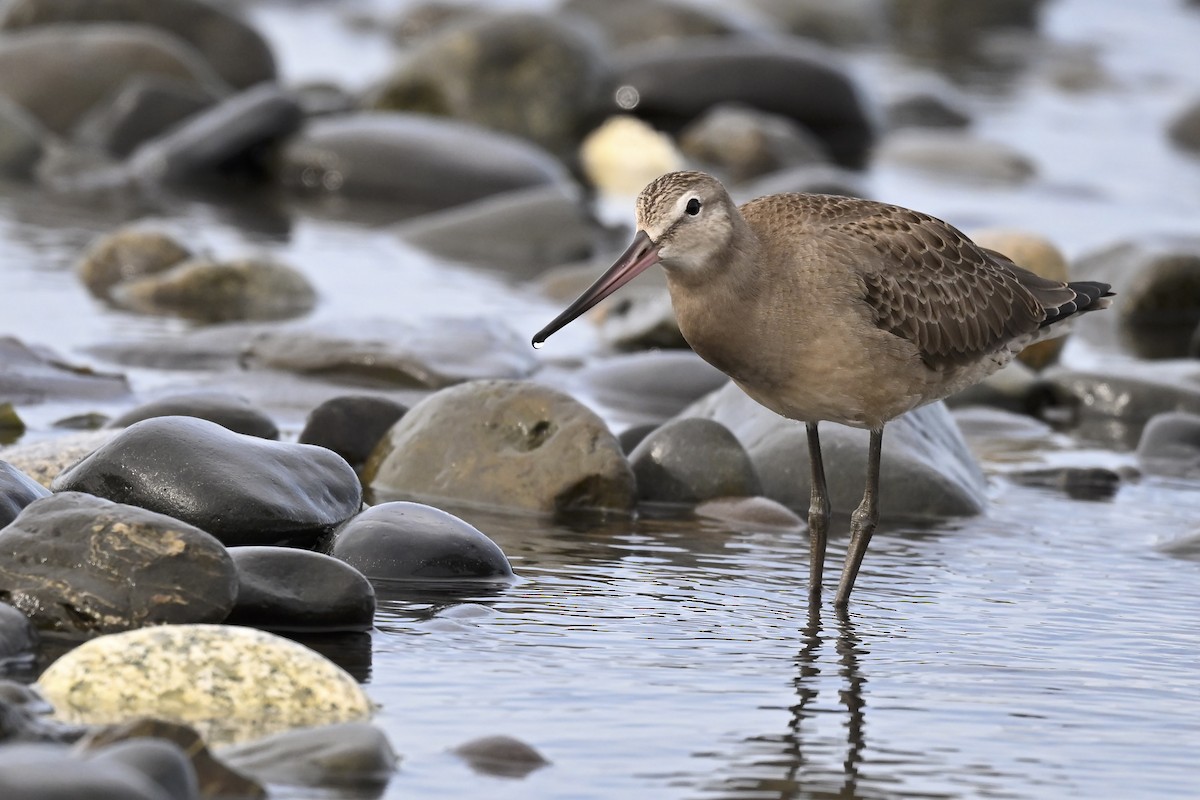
[533, 171, 1112, 608]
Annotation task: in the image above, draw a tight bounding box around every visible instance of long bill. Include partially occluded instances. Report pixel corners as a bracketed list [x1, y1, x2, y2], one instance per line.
[532, 230, 661, 348]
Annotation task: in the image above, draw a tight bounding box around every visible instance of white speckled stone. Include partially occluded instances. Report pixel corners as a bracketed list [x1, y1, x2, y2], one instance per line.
[37, 624, 373, 745]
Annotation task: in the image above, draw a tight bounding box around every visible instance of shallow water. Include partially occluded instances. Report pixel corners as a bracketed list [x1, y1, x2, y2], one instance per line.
[2, 0, 1200, 797]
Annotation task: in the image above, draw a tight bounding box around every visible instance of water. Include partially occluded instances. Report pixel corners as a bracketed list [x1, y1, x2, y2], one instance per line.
[1, 0, 1199, 796]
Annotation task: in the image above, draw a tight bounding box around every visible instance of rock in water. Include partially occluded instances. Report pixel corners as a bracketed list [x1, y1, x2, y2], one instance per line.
[37, 625, 374, 745]
[0, 492, 237, 634]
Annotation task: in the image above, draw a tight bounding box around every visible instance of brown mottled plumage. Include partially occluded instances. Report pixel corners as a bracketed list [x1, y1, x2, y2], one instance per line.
[534, 171, 1113, 609]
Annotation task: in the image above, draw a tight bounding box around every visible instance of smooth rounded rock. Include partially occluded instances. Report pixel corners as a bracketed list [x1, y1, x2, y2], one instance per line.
[37, 625, 374, 745]
[612, 37, 873, 168]
[0, 459, 50, 528]
[0, 601, 38, 664]
[630, 418, 761, 504]
[579, 114, 685, 196]
[74, 75, 218, 157]
[227, 546, 375, 632]
[368, 12, 610, 156]
[0, 336, 129, 406]
[563, 0, 742, 48]
[279, 112, 571, 212]
[1136, 411, 1200, 479]
[108, 391, 278, 439]
[569, 350, 731, 424]
[0, 743, 173, 800]
[694, 496, 804, 530]
[366, 381, 635, 514]
[217, 722, 398, 789]
[681, 382, 987, 517]
[679, 103, 831, 183]
[874, 129, 1036, 185]
[110, 256, 316, 323]
[299, 395, 408, 474]
[0, 492, 237, 634]
[76, 227, 191, 300]
[0, 0, 276, 90]
[331, 502, 514, 582]
[87, 739, 200, 800]
[451, 734, 549, 778]
[51, 416, 362, 547]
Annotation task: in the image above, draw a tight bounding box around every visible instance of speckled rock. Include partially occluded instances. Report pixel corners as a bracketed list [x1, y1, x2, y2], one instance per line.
[108, 391, 278, 439]
[0, 430, 116, 488]
[0, 492, 237, 635]
[365, 380, 635, 514]
[0, 601, 38, 665]
[279, 112, 571, 212]
[0, 94, 48, 179]
[0, 336, 129, 406]
[579, 114, 685, 196]
[75, 75, 218, 157]
[226, 547, 375, 632]
[110, 256, 316, 323]
[330, 502, 514, 582]
[612, 37, 873, 168]
[1136, 411, 1200, 479]
[127, 83, 303, 186]
[393, 184, 600, 277]
[451, 734, 549, 778]
[0, 742, 177, 800]
[217, 722, 397, 789]
[299, 395, 409, 474]
[874, 129, 1036, 184]
[0, 0, 276, 91]
[37, 624, 374, 745]
[241, 318, 537, 390]
[1072, 236, 1200, 359]
[0, 24, 226, 136]
[694, 496, 804, 530]
[76, 227, 191, 300]
[680, 103, 831, 183]
[630, 418, 761, 504]
[681, 383, 988, 517]
[0, 459, 49, 527]
[368, 12, 610, 156]
[51, 416, 362, 547]
[562, 0, 742, 48]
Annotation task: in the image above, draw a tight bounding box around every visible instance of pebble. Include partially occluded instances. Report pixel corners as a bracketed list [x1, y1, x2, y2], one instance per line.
[75, 227, 191, 300]
[299, 395, 409, 474]
[108, 391, 279, 439]
[874, 129, 1036, 185]
[694, 496, 805, 530]
[217, 722, 398, 789]
[226, 546, 376, 632]
[630, 418, 762, 504]
[580, 114, 685, 196]
[451, 734, 549, 778]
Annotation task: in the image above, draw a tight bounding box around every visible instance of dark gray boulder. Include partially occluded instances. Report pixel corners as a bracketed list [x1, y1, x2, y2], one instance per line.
[108, 391, 279, 439]
[0, 460, 50, 528]
[299, 395, 408, 474]
[630, 418, 761, 504]
[226, 546, 375, 632]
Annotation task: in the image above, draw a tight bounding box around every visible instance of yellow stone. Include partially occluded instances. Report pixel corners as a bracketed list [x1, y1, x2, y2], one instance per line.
[38, 624, 373, 745]
[580, 115, 684, 196]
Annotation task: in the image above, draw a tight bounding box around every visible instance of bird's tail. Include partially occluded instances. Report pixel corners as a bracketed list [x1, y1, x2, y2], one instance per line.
[1039, 280, 1114, 328]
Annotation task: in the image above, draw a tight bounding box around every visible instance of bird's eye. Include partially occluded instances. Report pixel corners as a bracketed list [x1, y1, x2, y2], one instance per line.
[685, 197, 702, 216]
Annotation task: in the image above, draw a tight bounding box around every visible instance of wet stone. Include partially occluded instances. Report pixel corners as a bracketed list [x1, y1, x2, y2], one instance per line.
[110, 256, 316, 323]
[74, 75, 218, 158]
[679, 103, 832, 184]
[76, 227, 191, 300]
[36, 624, 374, 746]
[1005, 466, 1121, 502]
[451, 734, 549, 779]
[630, 418, 761, 505]
[0, 431, 116, 488]
[331, 502, 514, 582]
[0, 601, 38, 665]
[0, 492, 237, 635]
[279, 112, 571, 213]
[217, 722, 398, 789]
[682, 382, 987, 517]
[51, 416, 362, 548]
[368, 12, 610, 157]
[242, 317, 537, 390]
[0, 459, 49, 528]
[569, 350, 730, 425]
[0, 336, 129, 406]
[1136, 411, 1200, 479]
[226, 546, 376, 632]
[694, 496, 804, 530]
[108, 391, 278, 439]
[85, 738, 200, 800]
[300, 395, 408, 474]
[612, 37, 874, 168]
[0, 742, 175, 800]
[365, 380, 635, 514]
[0, 0, 276, 91]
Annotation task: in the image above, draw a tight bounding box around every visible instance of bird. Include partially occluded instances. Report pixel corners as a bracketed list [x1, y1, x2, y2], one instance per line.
[533, 171, 1113, 608]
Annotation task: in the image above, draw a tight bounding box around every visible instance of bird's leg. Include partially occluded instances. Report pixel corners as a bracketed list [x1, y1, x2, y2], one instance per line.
[806, 422, 830, 606]
[835, 427, 884, 608]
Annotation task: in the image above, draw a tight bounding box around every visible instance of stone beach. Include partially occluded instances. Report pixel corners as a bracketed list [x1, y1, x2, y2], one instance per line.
[0, 0, 1198, 798]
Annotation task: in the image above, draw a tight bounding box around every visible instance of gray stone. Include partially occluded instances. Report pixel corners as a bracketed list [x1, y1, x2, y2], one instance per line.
[0, 336, 129, 406]
[74, 75, 218, 157]
[568, 351, 730, 425]
[0, 95, 47, 179]
[52, 416, 362, 548]
[109, 256, 316, 323]
[227, 546, 375, 632]
[368, 12, 610, 156]
[300, 395, 408, 473]
[679, 103, 831, 183]
[1168, 97, 1200, 154]
[0, 24, 227, 136]
[680, 383, 988, 517]
[889, 0, 1045, 69]
[0, 492, 237, 635]
[0, 602, 38, 665]
[393, 184, 600, 277]
[108, 391, 278, 439]
[874, 129, 1036, 185]
[241, 317, 537, 390]
[885, 85, 973, 131]
[733, 164, 867, 201]
[217, 722, 397, 789]
[0, 0, 276, 90]
[694, 496, 804, 530]
[1005, 466, 1121, 501]
[279, 112, 571, 212]
[612, 37, 873, 168]
[75, 226, 191, 300]
[87, 739, 200, 800]
[630, 418, 761, 504]
[331, 501, 514, 582]
[451, 734, 549, 778]
[0, 459, 49, 528]
[0, 743, 173, 800]
[562, 0, 743, 48]
[365, 380, 635, 514]
[1136, 411, 1200, 479]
